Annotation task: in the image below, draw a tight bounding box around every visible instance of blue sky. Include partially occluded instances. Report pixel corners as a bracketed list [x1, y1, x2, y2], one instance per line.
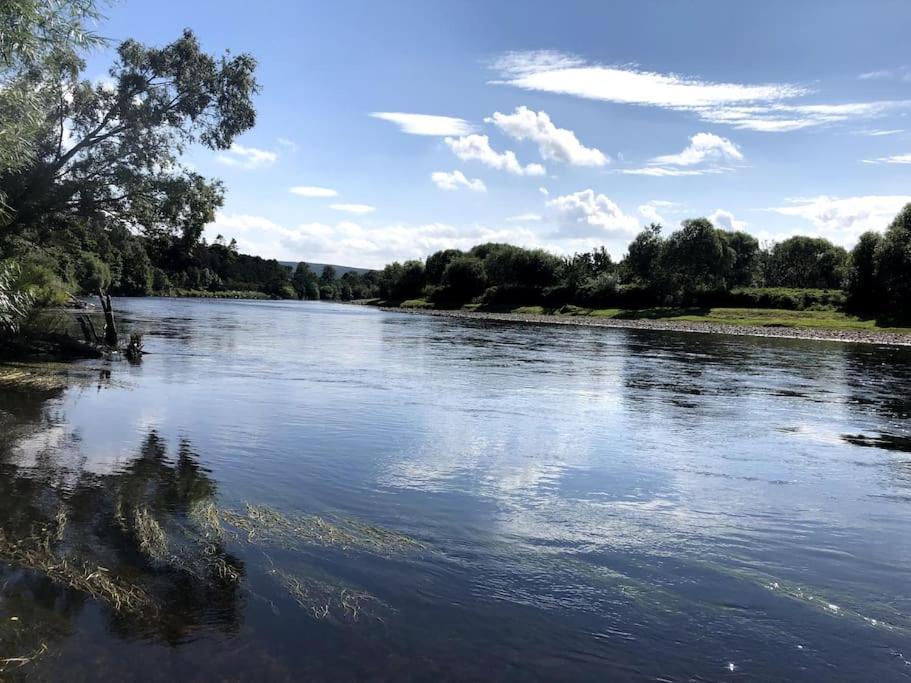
[89, 0, 911, 268]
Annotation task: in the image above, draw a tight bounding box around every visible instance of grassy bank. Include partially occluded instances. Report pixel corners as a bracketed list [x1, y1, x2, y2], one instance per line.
[377, 299, 911, 335]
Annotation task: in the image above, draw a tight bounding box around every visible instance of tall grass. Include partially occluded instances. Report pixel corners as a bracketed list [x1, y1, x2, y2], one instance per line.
[0, 262, 34, 335]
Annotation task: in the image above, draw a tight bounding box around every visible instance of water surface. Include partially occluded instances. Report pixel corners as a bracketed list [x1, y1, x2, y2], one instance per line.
[2, 298, 911, 680]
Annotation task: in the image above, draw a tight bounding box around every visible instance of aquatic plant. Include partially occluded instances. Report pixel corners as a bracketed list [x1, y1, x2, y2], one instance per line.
[220, 503, 423, 556]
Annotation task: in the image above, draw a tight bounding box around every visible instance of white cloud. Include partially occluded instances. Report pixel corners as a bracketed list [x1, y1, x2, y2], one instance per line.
[859, 67, 911, 83]
[330, 203, 376, 214]
[445, 134, 545, 175]
[709, 208, 748, 231]
[638, 204, 665, 225]
[486, 106, 608, 166]
[506, 213, 542, 222]
[864, 153, 911, 164]
[276, 137, 298, 151]
[855, 128, 904, 136]
[492, 51, 911, 132]
[620, 167, 724, 177]
[370, 112, 474, 136]
[651, 132, 743, 166]
[539, 187, 549, 196]
[289, 185, 338, 198]
[216, 143, 277, 170]
[546, 189, 639, 238]
[766, 195, 911, 244]
[431, 170, 487, 192]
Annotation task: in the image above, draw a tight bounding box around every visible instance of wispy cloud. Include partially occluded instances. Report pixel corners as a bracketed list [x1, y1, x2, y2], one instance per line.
[506, 213, 542, 222]
[486, 106, 608, 166]
[331, 203, 376, 214]
[289, 185, 338, 198]
[445, 134, 545, 175]
[863, 153, 911, 164]
[431, 170, 487, 192]
[491, 51, 911, 132]
[370, 112, 474, 136]
[855, 128, 904, 137]
[620, 167, 725, 177]
[859, 67, 911, 82]
[277, 137, 298, 152]
[216, 143, 278, 170]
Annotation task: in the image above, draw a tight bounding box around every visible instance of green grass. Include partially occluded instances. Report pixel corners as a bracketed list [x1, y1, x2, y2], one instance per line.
[550, 306, 910, 333]
[375, 299, 911, 334]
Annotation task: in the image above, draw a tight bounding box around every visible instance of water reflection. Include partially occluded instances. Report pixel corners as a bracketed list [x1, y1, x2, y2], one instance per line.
[2, 300, 911, 680]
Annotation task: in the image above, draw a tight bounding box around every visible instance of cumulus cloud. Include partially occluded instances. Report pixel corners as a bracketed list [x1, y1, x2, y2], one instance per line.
[621, 132, 742, 176]
[491, 51, 911, 132]
[709, 208, 748, 231]
[370, 112, 474, 136]
[431, 170, 487, 192]
[486, 106, 608, 166]
[289, 185, 338, 197]
[766, 195, 911, 243]
[445, 134, 545, 175]
[216, 143, 277, 170]
[330, 203, 376, 214]
[546, 189, 639, 238]
[205, 212, 555, 269]
[651, 132, 743, 166]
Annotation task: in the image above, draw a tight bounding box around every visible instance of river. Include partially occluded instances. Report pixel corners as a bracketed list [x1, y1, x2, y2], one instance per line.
[1, 298, 910, 680]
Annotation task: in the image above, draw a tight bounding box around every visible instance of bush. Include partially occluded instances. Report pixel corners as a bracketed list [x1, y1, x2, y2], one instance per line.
[76, 253, 112, 294]
[575, 272, 620, 307]
[696, 287, 846, 311]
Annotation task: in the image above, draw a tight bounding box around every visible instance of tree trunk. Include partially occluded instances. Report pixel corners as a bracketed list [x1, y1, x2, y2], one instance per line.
[98, 291, 118, 347]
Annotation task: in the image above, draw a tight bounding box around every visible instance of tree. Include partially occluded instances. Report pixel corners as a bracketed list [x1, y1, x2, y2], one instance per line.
[623, 223, 663, 287]
[319, 265, 337, 285]
[764, 236, 848, 289]
[874, 203, 911, 320]
[722, 230, 761, 287]
[845, 231, 882, 312]
[425, 249, 464, 284]
[2, 29, 259, 251]
[0, 0, 103, 174]
[660, 218, 734, 295]
[440, 256, 486, 302]
[292, 262, 317, 299]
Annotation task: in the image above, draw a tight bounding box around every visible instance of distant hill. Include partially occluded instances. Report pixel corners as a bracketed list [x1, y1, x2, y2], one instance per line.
[279, 261, 373, 277]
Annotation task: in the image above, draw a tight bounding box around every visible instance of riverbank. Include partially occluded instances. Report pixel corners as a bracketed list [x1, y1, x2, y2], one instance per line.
[380, 305, 911, 346]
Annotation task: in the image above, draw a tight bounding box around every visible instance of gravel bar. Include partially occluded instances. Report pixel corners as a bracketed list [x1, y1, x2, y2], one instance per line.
[381, 307, 911, 347]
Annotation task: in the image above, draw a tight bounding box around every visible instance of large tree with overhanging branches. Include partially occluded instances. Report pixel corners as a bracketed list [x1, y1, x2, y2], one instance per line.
[1, 28, 259, 250]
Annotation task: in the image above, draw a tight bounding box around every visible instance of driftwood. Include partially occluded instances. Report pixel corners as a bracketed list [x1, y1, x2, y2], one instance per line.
[98, 291, 118, 347]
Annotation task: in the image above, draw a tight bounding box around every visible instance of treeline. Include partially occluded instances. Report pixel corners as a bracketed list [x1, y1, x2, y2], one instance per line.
[374, 206, 911, 321]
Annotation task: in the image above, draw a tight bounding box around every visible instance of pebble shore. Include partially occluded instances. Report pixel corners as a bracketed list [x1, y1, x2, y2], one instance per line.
[382, 307, 911, 347]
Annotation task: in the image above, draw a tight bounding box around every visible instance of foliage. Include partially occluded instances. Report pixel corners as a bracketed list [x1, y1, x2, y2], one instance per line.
[874, 204, 911, 320]
[0, 262, 34, 334]
[659, 218, 735, 296]
[763, 236, 848, 289]
[2, 29, 259, 248]
[0, 0, 103, 174]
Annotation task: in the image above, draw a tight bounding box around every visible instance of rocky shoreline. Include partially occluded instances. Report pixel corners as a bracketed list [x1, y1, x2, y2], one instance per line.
[381, 307, 911, 347]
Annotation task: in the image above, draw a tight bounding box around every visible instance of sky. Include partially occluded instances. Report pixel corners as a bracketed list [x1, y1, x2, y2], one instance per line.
[87, 0, 911, 269]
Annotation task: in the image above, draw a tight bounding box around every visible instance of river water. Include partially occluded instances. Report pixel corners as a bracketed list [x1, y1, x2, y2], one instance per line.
[1, 298, 911, 681]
